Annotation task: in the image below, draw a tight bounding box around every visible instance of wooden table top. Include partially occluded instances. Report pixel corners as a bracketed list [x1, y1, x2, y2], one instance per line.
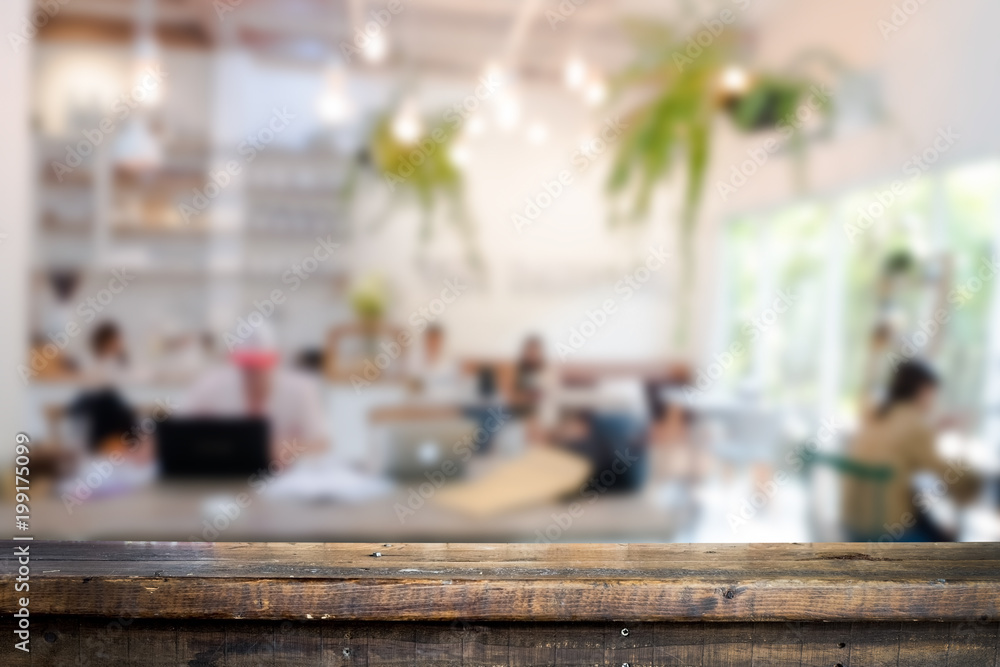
[3, 541, 999, 622]
[15, 477, 683, 542]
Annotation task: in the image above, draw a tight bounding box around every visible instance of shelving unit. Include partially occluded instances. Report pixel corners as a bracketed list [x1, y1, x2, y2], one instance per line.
[30, 43, 354, 380]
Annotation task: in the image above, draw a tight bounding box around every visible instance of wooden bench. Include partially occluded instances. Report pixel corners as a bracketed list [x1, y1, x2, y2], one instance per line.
[2, 541, 999, 665]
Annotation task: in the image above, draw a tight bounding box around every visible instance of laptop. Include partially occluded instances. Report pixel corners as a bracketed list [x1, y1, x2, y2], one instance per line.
[157, 417, 270, 478]
[382, 418, 477, 481]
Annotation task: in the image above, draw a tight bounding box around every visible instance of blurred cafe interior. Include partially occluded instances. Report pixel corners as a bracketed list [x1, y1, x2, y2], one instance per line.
[3, 0, 1000, 543]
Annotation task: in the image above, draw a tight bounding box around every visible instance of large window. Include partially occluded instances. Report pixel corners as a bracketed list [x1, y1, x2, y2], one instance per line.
[718, 160, 1000, 424]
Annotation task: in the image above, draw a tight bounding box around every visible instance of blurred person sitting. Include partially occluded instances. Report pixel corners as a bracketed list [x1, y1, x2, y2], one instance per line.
[181, 324, 328, 459]
[511, 335, 556, 420]
[842, 360, 978, 542]
[84, 320, 130, 386]
[409, 324, 463, 400]
[511, 334, 649, 492]
[63, 322, 156, 501]
[66, 322, 136, 454]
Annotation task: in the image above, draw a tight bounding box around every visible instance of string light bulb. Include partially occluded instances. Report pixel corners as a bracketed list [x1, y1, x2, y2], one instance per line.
[564, 56, 586, 90]
[391, 98, 422, 143]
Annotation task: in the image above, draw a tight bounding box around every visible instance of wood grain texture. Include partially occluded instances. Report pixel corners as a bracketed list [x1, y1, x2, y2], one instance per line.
[4, 618, 996, 666]
[2, 541, 999, 622]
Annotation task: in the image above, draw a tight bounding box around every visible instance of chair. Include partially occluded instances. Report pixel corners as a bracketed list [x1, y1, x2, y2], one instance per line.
[804, 451, 894, 541]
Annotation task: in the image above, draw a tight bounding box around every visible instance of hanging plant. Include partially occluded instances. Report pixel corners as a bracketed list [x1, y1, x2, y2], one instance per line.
[605, 18, 835, 350]
[349, 105, 483, 272]
[724, 75, 825, 131]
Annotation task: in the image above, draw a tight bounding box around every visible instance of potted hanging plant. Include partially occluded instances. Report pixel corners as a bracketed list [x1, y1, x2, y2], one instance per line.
[347, 100, 483, 273]
[605, 18, 834, 351]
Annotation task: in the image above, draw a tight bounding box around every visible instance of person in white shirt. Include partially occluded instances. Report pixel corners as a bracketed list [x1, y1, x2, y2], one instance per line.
[180, 326, 328, 460]
[409, 324, 463, 401]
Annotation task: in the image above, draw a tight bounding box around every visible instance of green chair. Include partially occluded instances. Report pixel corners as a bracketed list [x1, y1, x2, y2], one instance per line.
[804, 451, 894, 541]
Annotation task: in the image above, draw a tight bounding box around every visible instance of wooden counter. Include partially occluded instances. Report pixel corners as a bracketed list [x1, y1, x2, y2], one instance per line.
[2, 541, 999, 665]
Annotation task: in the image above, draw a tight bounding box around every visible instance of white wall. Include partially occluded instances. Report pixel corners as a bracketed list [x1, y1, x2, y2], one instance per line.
[2, 0, 32, 437]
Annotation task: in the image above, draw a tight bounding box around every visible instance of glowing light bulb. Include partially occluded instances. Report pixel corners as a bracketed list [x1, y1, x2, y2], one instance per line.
[392, 99, 422, 143]
[363, 32, 388, 63]
[584, 78, 606, 106]
[721, 66, 749, 94]
[495, 93, 521, 130]
[564, 57, 586, 90]
[318, 66, 354, 125]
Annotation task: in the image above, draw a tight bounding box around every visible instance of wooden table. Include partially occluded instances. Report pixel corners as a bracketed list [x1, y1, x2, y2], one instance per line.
[2, 541, 999, 665]
[17, 477, 684, 542]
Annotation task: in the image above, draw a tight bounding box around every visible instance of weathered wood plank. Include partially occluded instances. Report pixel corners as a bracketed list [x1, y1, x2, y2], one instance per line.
[273, 620, 321, 667]
[174, 619, 227, 667]
[6, 619, 1000, 666]
[551, 622, 604, 666]
[653, 622, 705, 665]
[701, 622, 755, 667]
[606, 621, 655, 667]
[461, 621, 509, 666]
[508, 622, 556, 666]
[945, 618, 999, 667]
[318, 620, 366, 666]
[897, 620, 951, 666]
[847, 621, 901, 667]
[4, 541, 999, 624]
[413, 622, 465, 665]
[20, 541, 1000, 564]
[29, 616, 79, 667]
[749, 621, 802, 666]
[17, 575, 999, 622]
[365, 623, 415, 665]
[4, 541, 1000, 666]
[225, 621, 274, 666]
[127, 618, 178, 666]
[796, 621, 851, 667]
[79, 616, 130, 665]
